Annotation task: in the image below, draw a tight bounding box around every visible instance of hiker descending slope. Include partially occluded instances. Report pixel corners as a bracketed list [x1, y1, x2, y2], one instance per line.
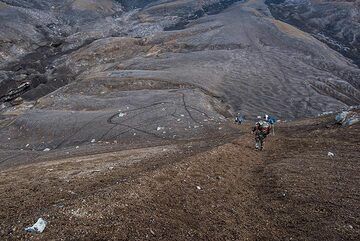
[252, 115, 271, 150]
[235, 113, 245, 125]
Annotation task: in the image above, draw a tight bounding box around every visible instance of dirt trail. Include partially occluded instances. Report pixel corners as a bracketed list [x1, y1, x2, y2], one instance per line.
[0, 116, 359, 240]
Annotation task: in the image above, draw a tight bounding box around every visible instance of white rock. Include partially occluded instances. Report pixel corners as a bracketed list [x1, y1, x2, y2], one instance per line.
[328, 152, 335, 157]
[196, 186, 201, 190]
[43, 148, 51, 152]
[118, 112, 126, 117]
[91, 139, 96, 143]
[24, 218, 47, 233]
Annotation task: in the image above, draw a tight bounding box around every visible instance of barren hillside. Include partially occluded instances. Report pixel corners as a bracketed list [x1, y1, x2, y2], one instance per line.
[0, 114, 359, 240]
[0, 1, 359, 240]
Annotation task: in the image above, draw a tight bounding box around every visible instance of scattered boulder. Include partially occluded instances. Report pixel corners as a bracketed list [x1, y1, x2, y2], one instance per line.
[24, 218, 47, 233]
[335, 111, 359, 127]
[335, 111, 349, 124]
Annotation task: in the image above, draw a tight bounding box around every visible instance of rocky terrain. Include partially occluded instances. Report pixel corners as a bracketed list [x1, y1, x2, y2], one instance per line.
[0, 114, 359, 240]
[0, 0, 359, 240]
[1, 0, 359, 114]
[0, 0, 359, 156]
[266, 0, 360, 67]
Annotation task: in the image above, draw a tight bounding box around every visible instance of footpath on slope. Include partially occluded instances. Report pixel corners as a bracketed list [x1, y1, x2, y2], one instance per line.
[0, 115, 359, 240]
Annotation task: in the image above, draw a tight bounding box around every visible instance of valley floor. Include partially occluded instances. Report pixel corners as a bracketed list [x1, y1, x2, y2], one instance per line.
[0, 116, 359, 240]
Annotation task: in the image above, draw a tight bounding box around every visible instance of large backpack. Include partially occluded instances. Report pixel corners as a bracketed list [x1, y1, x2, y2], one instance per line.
[258, 120, 271, 135]
[267, 116, 276, 125]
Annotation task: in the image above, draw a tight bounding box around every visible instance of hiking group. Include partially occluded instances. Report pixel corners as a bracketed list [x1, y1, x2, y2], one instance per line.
[235, 113, 275, 150]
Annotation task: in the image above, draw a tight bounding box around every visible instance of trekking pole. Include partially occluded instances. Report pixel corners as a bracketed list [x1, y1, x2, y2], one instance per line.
[272, 124, 275, 136]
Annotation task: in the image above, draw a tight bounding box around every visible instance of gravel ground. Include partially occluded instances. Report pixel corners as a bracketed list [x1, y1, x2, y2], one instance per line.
[0, 115, 358, 240]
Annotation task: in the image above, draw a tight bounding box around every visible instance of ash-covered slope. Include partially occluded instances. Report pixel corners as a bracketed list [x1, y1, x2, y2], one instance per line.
[266, 0, 360, 67]
[49, 0, 359, 118]
[0, 0, 359, 165]
[0, 0, 123, 62]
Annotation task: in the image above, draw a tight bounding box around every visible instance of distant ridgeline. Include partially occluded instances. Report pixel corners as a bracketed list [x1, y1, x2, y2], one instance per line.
[265, 0, 360, 68]
[115, 0, 158, 10]
[118, 0, 244, 12]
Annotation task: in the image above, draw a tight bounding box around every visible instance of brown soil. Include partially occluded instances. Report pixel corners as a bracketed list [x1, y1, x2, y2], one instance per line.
[0, 116, 359, 240]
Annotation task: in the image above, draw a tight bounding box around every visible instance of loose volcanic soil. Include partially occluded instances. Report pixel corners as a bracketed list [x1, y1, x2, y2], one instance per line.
[0, 115, 359, 240]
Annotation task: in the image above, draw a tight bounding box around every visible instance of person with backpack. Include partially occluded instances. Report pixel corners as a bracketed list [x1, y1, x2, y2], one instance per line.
[252, 115, 271, 150]
[235, 113, 245, 125]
